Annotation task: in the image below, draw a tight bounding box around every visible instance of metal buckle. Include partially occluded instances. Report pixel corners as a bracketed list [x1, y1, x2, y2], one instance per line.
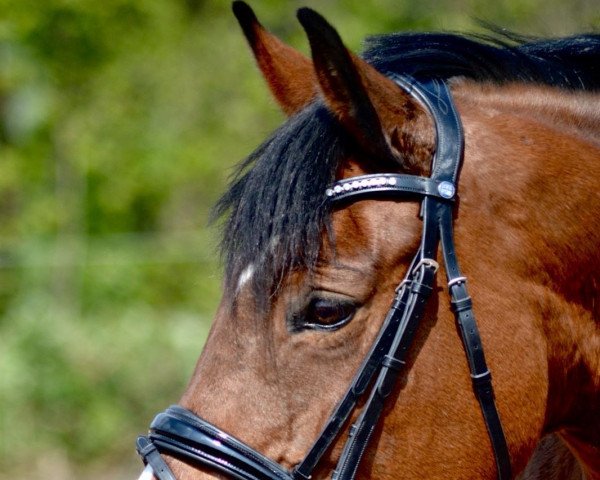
[412, 258, 439, 274]
[395, 278, 412, 293]
[448, 276, 467, 288]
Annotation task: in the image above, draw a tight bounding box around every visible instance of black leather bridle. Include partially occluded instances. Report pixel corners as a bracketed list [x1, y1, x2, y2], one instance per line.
[136, 75, 512, 480]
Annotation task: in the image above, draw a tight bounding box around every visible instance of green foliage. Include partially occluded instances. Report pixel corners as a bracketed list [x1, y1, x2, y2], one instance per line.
[0, 0, 596, 478]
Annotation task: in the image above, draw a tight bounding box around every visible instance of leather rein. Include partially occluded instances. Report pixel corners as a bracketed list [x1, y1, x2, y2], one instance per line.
[136, 75, 512, 480]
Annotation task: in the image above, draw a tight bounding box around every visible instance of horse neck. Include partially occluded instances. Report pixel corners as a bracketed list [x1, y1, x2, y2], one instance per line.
[456, 81, 600, 282]
[455, 82, 600, 476]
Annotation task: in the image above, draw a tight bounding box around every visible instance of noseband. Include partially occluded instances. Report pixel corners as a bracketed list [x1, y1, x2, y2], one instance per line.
[137, 76, 512, 480]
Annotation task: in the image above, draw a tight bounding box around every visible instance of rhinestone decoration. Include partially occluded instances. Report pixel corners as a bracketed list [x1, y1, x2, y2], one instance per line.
[325, 176, 397, 198]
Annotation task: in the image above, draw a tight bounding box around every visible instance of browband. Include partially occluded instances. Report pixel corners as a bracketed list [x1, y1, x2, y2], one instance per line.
[325, 173, 456, 202]
[137, 75, 511, 480]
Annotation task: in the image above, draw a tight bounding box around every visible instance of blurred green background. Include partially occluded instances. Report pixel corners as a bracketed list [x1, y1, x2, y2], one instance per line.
[0, 0, 597, 478]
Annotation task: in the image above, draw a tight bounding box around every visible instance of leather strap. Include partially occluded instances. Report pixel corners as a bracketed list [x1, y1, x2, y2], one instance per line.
[439, 206, 512, 480]
[136, 436, 177, 480]
[333, 255, 438, 480]
[389, 75, 464, 184]
[330, 193, 441, 480]
[293, 253, 422, 479]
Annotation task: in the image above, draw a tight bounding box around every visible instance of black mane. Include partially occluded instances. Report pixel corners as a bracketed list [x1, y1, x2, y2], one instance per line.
[215, 30, 600, 307]
[363, 31, 600, 89]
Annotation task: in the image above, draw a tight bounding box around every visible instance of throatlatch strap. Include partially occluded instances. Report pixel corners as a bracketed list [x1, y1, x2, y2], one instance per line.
[439, 207, 512, 480]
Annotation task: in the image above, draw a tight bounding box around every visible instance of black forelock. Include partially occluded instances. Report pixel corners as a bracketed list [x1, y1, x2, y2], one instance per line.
[213, 102, 349, 308]
[214, 29, 600, 309]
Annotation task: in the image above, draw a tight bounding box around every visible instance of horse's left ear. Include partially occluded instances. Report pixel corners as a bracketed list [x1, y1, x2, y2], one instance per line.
[233, 1, 317, 116]
[297, 8, 431, 171]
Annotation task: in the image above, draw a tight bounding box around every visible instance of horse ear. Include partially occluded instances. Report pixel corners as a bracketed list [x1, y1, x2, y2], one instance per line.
[232, 1, 317, 115]
[297, 8, 430, 171]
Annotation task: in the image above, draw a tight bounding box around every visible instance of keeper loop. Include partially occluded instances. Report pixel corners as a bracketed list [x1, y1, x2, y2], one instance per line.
[382, 355, 406, 371]
[452, 296, 473, 313]
[410, 281, 433, 295]
[471, 370, 492, 386]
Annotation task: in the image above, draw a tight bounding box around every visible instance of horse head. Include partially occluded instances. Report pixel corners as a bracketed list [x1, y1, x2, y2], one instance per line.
[137, 3, 600, 479]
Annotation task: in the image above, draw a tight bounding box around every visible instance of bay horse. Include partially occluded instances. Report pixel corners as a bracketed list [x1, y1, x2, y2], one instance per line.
[136, 2, 600, 479]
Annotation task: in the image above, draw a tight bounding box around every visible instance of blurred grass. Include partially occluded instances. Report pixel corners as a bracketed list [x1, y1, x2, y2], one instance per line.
[0, 0, 597, 478]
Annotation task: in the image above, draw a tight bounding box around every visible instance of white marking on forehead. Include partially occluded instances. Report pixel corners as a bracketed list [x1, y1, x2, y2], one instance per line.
[138, 465, 155, 480]
[237, 263, 255, 291]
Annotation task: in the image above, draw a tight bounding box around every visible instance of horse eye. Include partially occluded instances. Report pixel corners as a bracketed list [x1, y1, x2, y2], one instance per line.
[292, 298, 356, 332]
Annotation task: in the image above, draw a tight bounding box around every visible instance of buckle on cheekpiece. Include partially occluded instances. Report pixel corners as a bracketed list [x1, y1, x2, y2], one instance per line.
[412, 258, 439, 274]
